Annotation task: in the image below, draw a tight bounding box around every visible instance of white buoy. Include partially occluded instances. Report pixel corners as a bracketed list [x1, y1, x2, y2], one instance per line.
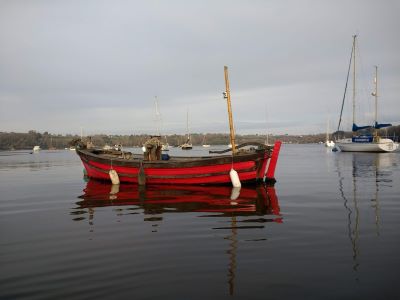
[109, 169, 120, 185]
[229, 168, 241, 188]
[109, 184, 119, 200]
[230, 186, 241, 201]
[110, 184, 120, 195]
[142, 146, 146, 152]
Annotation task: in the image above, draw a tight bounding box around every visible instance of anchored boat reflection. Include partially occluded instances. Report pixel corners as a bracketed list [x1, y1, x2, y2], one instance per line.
[72, 180, 282, 296]
[335, 152, 395, 274]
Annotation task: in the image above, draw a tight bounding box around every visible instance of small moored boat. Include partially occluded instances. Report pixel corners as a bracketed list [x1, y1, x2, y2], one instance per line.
[76, 140, 281, 185]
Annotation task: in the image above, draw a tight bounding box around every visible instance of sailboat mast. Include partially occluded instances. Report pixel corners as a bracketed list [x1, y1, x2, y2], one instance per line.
[155, 96, 161, 136]
[186, 109, 190, 141]
[224, 66, 237, 154]
[374, 65, 378, 125]
[352, 35, 357, 129]
[326, 119, 329, 141]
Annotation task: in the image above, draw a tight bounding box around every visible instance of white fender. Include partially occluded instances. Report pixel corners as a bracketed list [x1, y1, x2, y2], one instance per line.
[230, 186, 241, 201]
[109, 184, 119, 200]
[110, 184, 120, 195]
[109, 169, 120, 185]
[229, 168, 241, 188]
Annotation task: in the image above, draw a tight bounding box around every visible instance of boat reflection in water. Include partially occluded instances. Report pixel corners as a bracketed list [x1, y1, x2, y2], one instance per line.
[73, 180, 282, 296]
[335, 152, 394, 275]
[74, 180, 281, 221]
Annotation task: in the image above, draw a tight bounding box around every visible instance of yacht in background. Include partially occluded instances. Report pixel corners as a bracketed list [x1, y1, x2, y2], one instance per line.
[335, 36, 398, 153]
[325, 120, 335, 147]
[180, 110, 193, 150]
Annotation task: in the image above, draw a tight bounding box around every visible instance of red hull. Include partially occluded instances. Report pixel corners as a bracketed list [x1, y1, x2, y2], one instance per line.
[77, 141, 281, 185]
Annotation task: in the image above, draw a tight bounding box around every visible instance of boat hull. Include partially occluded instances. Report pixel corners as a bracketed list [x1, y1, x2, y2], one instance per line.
[77, 142, 281, 185]
[336, 138, 399, 153]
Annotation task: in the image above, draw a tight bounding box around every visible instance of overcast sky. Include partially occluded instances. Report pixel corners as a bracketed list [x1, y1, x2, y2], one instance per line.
[1, 0, 399, 136]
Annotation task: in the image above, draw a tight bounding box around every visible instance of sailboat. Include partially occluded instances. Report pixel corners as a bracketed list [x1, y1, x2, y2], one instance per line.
[202, 135, 210, 148]
[325, 120, 335, 147]
[180, 109, 193, 150]
[49, 137, 57, 150]
[153, 97, 169, 151]
[162, 135, 169, 151]
[335, 35, 398, 153]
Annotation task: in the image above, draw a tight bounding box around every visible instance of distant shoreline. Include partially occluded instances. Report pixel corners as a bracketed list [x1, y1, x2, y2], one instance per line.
[1, 127, 399, 150]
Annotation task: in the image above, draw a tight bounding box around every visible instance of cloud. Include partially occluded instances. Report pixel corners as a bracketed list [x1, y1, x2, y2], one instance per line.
[1, 0, 399, 134]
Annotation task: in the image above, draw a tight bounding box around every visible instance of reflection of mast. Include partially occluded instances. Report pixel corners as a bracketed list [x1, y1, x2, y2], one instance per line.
[335, 154, 359, 273]
[88, 207, 94, 233]
[372, 155, 381, 236]
[226, 216, 237, 296]
[223, 185, 281, 296]
[351, 164, 360, 272]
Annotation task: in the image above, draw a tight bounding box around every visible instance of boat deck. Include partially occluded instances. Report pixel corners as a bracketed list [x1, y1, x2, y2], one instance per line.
[87, 148, 267, 163]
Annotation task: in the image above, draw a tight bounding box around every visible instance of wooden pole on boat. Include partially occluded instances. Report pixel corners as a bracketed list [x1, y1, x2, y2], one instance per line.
[224, 66, 237, 155]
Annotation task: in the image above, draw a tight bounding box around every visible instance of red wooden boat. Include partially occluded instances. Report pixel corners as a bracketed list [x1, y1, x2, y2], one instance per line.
[74, 66, 282, 185]
[76, 141, 281, 185]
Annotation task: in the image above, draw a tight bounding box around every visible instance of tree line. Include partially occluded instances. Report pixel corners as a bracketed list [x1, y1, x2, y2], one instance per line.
[0, 126, 399, 150]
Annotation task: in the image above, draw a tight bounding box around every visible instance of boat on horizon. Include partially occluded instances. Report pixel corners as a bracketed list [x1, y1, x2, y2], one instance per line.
[162, 136, 169, 151]
[73, 66, 282, 186]
[179, 109, 193, 150]
[202, 135, 210, 148]
[335, 35, 398, 153]
[325, 119, 335, 148]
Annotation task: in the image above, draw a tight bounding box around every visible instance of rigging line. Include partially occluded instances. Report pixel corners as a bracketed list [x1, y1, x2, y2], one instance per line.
[337, 42, 354, 132]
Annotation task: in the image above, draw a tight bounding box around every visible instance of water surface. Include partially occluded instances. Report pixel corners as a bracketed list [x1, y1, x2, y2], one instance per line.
[1, 145, 399, 299]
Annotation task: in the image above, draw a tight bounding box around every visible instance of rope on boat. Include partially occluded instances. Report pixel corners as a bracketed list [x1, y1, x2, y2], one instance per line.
[337, 41, 354, 133]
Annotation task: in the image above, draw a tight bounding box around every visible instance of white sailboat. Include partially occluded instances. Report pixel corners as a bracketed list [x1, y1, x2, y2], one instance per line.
[162, 135, 169, 151]
[154, 97, 169, 151]
[335, 36, 398, 153]
[325, 119, 335, 147]
[180, 109, 193, 150]
[202, 135, 210, 148]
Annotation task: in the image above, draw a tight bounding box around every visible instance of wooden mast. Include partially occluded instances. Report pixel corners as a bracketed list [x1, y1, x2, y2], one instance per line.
[224, 66, 237, 154]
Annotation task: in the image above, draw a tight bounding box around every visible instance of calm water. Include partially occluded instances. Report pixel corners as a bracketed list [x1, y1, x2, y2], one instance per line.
[1, 145, 399, 299]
